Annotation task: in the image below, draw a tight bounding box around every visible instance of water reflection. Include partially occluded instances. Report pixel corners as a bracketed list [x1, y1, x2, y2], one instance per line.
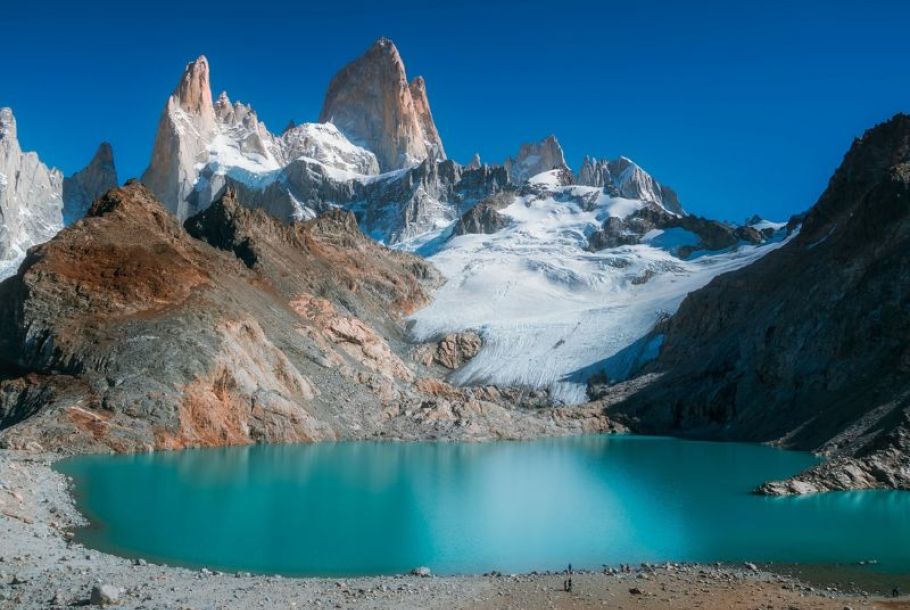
[57, 436, 910, 576]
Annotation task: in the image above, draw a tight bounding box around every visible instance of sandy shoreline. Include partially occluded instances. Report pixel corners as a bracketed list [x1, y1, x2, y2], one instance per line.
[0, 449, 907, 609]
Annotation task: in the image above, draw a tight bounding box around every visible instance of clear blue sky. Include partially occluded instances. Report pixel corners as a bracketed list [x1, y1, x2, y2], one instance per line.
[4, 0, 909, 221]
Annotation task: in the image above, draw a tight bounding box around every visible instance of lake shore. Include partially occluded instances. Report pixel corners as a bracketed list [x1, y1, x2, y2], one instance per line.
[0, 449, 907, 609]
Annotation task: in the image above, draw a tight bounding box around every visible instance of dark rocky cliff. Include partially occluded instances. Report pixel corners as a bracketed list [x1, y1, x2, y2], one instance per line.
[609, 114, 910, 493]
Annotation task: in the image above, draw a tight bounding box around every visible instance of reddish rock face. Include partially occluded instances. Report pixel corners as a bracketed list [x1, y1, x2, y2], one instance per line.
[319, 38, 446, 172]
[0, 184, 617, 453]
[0, 183, 438, 452]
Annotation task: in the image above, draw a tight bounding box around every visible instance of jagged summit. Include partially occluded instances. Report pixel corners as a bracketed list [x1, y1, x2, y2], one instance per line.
[175, 55, 215, 117]
[577, 154, 683, 214]
[504, 135, 569, 183]
[63, 141, 119, 224]
[319, 37, 446, 171]
[0, 107, 17, 139]
[141, 54, 380, 220]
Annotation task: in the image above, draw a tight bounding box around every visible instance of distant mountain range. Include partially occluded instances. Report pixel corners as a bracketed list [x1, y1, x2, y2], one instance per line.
[1, 39, 906, 494]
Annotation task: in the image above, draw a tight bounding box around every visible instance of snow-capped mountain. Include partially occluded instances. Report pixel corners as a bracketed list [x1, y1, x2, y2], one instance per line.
[128, 41, 789, 405]
[138, 44, 506, 242]
[407, 165, 790, 404]
[141, 55, 384, 221]
[0, 107, 64, 280]
[578, 155, 683, 214]
[129, 41, 790, 405]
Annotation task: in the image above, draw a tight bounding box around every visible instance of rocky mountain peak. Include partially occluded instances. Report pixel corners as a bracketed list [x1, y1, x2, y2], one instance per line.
[319, 38, 446, 172]
[799, 112, 910, 240]
[174, 55, 214, 118]
[142, 56, 223, 218]
[576, 154, 684, 215]
[0, 107, 16, 140]
[504, 135, 569, 183]
[63, 142, 119, 224]
[0, 107, 64, 275]
[93, 141, 114, 166]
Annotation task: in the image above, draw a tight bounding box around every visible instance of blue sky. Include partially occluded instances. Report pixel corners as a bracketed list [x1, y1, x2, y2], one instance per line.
[4, 0, 909, 221]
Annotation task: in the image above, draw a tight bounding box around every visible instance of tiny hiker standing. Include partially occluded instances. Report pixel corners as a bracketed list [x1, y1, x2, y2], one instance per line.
[563, 563, 573, 592]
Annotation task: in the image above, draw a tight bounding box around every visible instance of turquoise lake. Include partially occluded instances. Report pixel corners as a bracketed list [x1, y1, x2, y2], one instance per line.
[56, 435, 910, 576]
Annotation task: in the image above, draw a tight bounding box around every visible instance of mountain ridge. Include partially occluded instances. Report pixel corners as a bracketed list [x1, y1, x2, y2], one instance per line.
[606, 113, 910, 493]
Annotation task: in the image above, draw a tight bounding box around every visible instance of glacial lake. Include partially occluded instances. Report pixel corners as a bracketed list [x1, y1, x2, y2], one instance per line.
[56, 435, 910, 576]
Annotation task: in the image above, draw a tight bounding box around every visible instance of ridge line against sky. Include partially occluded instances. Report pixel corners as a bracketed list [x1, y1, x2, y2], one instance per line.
[3, 0, 909, 221]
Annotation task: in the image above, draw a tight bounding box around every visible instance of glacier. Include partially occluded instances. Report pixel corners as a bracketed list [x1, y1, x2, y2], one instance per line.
[404, 173, 792, 404]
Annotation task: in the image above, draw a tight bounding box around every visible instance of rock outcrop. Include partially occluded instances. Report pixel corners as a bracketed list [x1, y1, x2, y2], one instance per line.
[587, 205, 775, 256]
[414, 331, 483, 370]
[319, 38, 446, 172]
[577, 155, 684, 214]
[453, 191, 514, 235]
[0, 108, 63, 278]
[504, 135, 569, 183]
[62, 142, 118, 224]
[609, 113, 910, 493]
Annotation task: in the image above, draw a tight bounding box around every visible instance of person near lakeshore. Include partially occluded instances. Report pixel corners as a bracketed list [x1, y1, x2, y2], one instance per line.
[563, 563, 573, 592]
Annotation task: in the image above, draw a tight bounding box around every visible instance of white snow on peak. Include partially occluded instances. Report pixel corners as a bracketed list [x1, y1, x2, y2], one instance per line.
[527, 169, 565, 186]
[406, 184, 792, 404]
[278, 122, 380, 176]
[749, 218, 787, 231]
[183, 91, 380, 197]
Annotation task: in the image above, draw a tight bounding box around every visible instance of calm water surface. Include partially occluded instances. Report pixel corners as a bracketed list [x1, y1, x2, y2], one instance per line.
[56, 435, 910, 576]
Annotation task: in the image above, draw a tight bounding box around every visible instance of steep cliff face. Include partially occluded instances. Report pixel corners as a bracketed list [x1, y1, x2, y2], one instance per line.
[141, 56, 218, 219]
[0, 184, 612, 452]
[319, 38, 446, 172]
[62, 142, 118, 224]
[0, 108, 64, 279]
[609, 114, 910, 493]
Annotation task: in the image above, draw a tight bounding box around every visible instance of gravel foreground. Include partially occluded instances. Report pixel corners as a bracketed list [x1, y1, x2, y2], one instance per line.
[0, 450, 907, 610]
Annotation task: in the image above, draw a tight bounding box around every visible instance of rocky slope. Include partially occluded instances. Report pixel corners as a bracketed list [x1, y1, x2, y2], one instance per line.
[62, 142, 118, 224]
[319, 38, 446, 172]
[0, 183, 615, 453]
[608, 114, 910, 493]
[0, 108, 64, 279]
